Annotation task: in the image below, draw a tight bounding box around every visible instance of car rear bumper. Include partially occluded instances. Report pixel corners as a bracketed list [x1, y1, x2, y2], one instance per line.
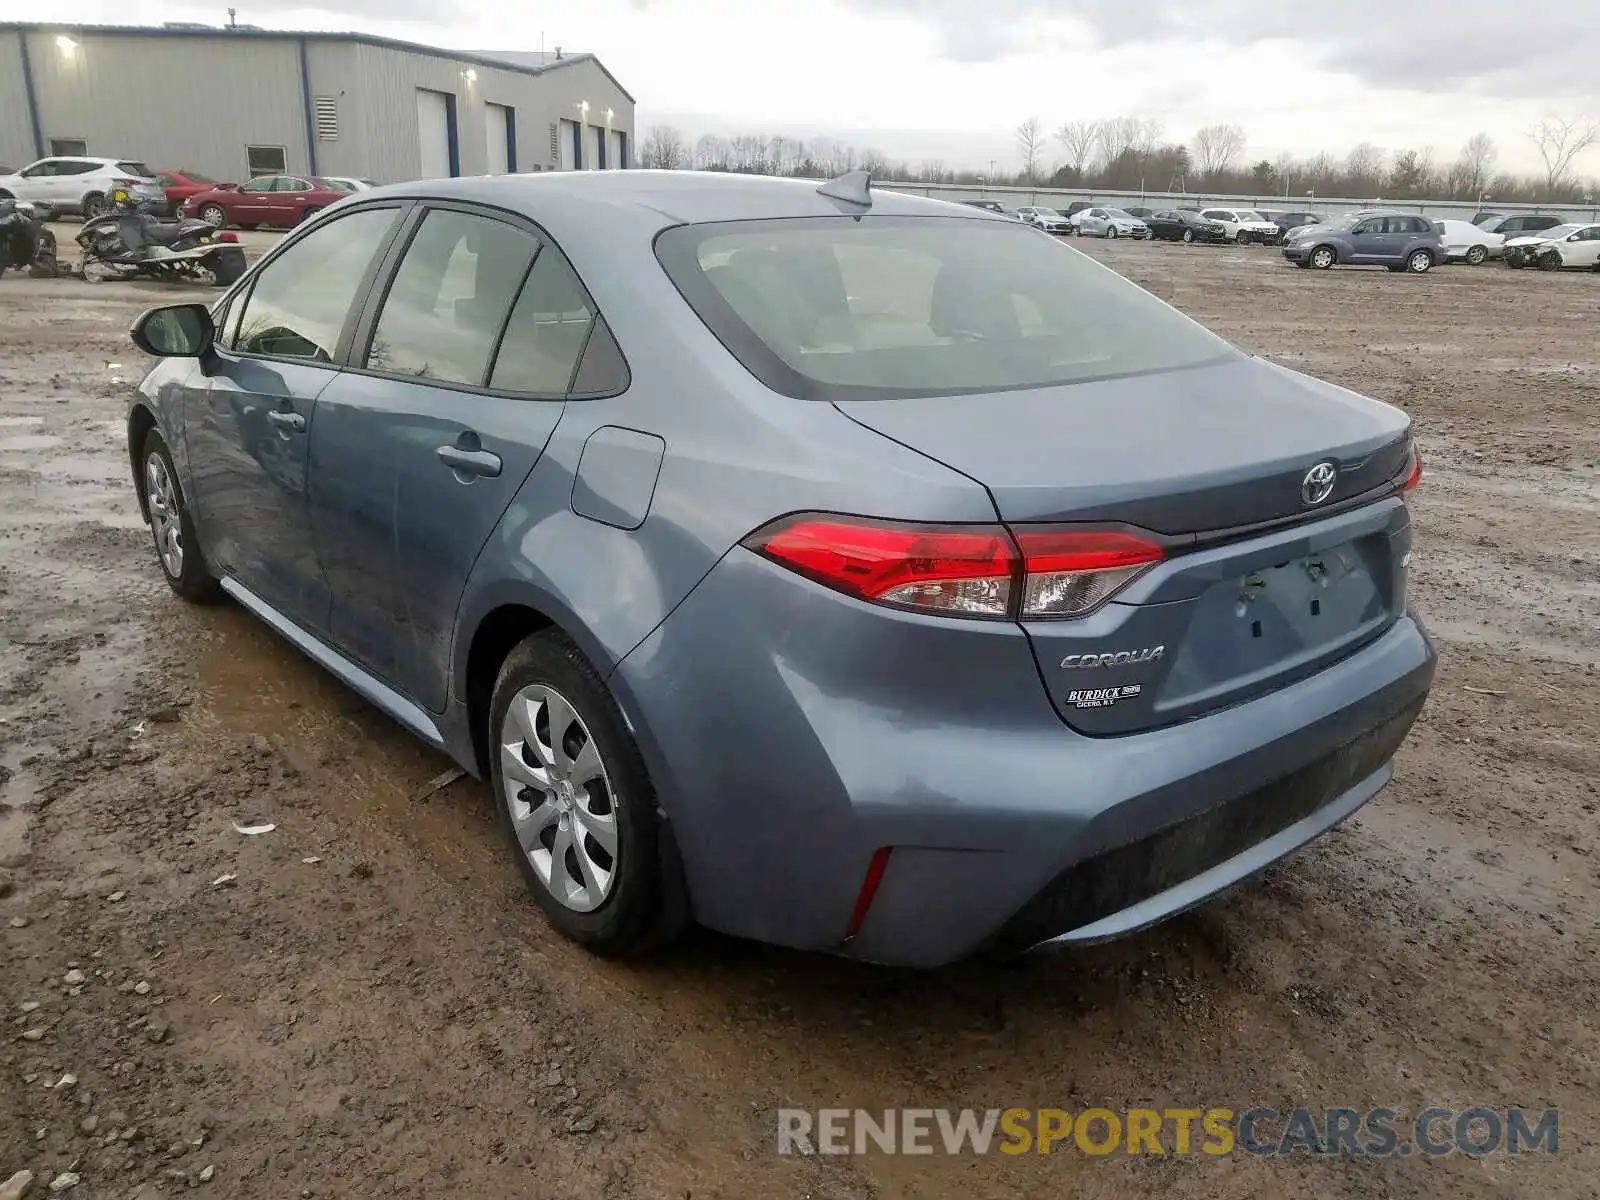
[610, 549, 1436, 968]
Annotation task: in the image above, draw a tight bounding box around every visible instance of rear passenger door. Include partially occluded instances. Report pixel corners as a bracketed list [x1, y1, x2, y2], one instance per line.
[308, 203, 619, 710]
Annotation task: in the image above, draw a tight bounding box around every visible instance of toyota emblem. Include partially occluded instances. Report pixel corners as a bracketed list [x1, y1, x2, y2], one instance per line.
[1301, 461, 1338, 506]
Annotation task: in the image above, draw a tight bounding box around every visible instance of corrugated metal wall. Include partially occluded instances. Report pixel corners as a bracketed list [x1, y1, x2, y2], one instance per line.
[343, 44, 635, 180]
[0, 33, 36, 168]
[13, 30, 308, 181]
[0, 27, 636, 185]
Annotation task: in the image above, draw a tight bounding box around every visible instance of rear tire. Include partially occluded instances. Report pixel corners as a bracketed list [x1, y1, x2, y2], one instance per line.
[298, 206, 322, 225]
[199, 203, 226, 228]
[1406, 249, 1434, 273]
[139, 430, 223, 604]
[489, 631, 685, 957]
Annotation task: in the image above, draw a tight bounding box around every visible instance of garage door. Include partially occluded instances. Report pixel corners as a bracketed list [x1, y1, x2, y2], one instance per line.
[558, 119, 578, 170]
[485, 104, 510, 174]
[416, 88, 452, 180]
[608, 130, 625, 171]
[592, 125, 607, 169]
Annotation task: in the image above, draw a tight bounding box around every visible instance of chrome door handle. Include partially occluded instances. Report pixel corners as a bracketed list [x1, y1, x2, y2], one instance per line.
[266, 410, 306, 433]
[436, 445, 502, 478]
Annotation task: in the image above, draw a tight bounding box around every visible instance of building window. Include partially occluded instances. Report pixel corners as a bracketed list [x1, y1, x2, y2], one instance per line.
[247, 145, 288, 176]
[49, 137, 88, 156]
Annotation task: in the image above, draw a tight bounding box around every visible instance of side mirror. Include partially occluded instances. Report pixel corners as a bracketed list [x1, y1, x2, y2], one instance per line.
[130, 303, 215, 359]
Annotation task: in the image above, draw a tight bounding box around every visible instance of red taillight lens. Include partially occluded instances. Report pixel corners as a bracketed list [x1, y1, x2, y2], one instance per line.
[745, 515, 1016, 618]
[744, 516, 1165, 620]
[1400, 446, 1422, 493]
[1013, 529, 1164, 617]
[217, 232, 239, 243]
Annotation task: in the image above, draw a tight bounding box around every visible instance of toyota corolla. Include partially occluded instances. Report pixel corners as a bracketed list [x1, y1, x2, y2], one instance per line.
[123, 171, 1435, 967]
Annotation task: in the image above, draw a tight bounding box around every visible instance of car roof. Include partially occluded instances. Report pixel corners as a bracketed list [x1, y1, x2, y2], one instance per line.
[374, 170, 976, 229]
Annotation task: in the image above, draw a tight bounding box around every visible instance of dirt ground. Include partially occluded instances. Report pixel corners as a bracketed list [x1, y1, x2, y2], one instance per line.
[2, 233, 1596, 1199]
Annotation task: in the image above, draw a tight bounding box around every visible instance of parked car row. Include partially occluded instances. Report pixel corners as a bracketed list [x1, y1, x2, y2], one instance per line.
[0, 156, 377, 228]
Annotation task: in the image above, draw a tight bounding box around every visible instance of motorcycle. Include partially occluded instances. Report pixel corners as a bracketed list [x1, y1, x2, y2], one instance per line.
[0, 198, 59, 277]
[77, 187, 246, 286]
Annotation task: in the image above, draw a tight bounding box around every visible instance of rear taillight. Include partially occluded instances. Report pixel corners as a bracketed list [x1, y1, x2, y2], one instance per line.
[1013, 529, 1165, 618]
[1400, 446, 1422, 493]
[744, 516, 1016, 617]
[743, 515, 1164, 620]
[217, 232, 239, 243]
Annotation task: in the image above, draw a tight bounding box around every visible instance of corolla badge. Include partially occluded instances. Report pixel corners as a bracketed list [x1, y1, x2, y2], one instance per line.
[1301, 461, 1338, 506]
[1061, 646, 1164, 669]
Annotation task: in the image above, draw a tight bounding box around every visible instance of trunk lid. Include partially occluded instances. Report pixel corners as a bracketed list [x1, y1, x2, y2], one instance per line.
[835, 356, 1416, 735]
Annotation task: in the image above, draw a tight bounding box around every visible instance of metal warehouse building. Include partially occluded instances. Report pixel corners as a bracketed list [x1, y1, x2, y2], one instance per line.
[0, 23, 635, 184]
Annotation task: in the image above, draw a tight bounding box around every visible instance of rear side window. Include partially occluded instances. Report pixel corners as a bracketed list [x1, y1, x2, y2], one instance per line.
[366, 209, 538, 386]
[231, 207, 398, 360]
[656, 216, 1236, 401]
[488, 247, 599, 394]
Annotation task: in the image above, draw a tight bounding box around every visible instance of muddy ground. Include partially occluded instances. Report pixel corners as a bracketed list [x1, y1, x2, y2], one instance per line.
[1, 234, 1596, 1199]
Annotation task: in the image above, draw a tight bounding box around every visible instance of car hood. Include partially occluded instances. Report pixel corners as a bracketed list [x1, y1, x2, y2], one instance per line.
[1505, 233, 1558, 247]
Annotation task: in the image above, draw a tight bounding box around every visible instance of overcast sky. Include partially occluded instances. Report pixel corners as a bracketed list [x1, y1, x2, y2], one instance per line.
[7, 0, 1598, 176]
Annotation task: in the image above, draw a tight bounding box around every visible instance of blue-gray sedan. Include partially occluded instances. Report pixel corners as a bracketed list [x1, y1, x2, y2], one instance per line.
[124, 170, 1435, 967]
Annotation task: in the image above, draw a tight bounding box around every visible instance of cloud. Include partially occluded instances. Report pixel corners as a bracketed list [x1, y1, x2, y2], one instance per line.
[209, 0, 467, 21]
[837, 0, 1600, 99]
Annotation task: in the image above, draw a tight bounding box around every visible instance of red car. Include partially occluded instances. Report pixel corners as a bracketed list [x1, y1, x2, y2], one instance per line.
[152, 169, 228, 218]
[182, 174, 352, 230]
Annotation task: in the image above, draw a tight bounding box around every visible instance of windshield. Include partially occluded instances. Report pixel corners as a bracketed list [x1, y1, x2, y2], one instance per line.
[182, 169, 217, 184]
[1237, 210, 1266, 221]
[655, 216, 1237, 401]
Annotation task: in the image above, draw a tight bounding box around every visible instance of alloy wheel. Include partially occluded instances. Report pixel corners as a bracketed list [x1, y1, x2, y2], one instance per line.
[144, 454, 183, 578]
[1311, 247, 1335, 269]
[1408, 251, 1432, 273]
[200, 205, 225, 228]
[500, 684, 619, 913]
[1465, 245, 1487, 266]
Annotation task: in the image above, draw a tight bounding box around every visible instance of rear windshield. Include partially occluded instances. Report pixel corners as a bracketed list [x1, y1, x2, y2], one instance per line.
[182, 169, 216, 183]
[116, 161, 153, 178]
[655, 216, 1236, 401]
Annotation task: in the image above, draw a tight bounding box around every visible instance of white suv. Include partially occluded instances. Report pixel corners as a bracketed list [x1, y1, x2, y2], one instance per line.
[1199, 207, 1283, 244]
[0, 156, 166, 218]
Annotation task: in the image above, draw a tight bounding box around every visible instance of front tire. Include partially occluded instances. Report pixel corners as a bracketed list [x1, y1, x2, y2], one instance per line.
[1105, 225, 1118, 240]
[1465, 244, 1488, 266]
[1181, 228, 1195, 244]
[140, 431, 222, 603]
[1310, 246, 1337, 270]
[81, 192, 105, 219]
[489, 631, 682, 956]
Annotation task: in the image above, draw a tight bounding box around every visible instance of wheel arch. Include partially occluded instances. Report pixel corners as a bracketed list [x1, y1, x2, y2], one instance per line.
[128, 403, 159, 522]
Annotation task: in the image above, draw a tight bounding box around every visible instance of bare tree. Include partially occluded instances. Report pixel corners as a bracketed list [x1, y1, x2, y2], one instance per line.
[1345, 142, 1386, 193]
[1455, 132, 1496, 197]
[693, 133, 730, 171]
[1053, 119, 1100, 175]
[1015, 116, 1045, 181]
[639, 124, 687, 170]
[1192, 124, 1246, 178]
[1096, 116, 1143, 168]
[1528, 116, 1600, 196]
[1271, 151, 1297, 195]
[1303, 151, 1338, 191]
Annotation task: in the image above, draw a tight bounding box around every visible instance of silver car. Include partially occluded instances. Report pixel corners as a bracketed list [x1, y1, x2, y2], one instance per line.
[123, 171, 1434, 966]
[1073, 206, 1151, 239]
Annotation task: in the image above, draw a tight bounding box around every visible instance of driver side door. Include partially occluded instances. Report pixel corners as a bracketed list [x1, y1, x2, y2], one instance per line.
[184, 204, 407, 631]
[17, 160, 61, 204]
